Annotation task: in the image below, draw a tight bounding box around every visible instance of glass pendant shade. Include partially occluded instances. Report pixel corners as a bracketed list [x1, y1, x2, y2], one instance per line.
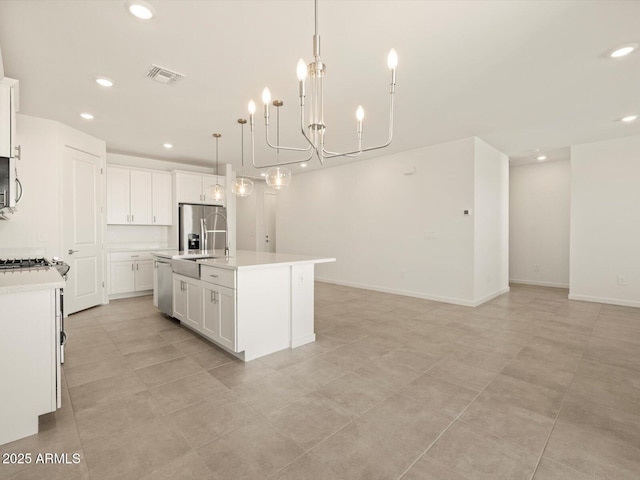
[206, 183, 225, 202]
[265, 166, 291, 190]
[232, 177, 254, 197]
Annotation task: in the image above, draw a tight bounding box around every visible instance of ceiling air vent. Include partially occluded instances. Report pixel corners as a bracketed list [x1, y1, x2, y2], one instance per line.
[146, 64, 185, 85]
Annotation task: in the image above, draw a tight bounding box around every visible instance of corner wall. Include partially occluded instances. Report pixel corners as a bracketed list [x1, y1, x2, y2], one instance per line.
[570, 134, 640, 307]
[473, 138, 510, 303]
[509, 159, 570, 288]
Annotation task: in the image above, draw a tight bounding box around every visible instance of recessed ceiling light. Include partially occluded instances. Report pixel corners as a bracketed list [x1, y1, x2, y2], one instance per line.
[260, 173, 267, 177]
[80, 112, 94, 120]
[609, 43, 638, 58]
[620, 114, 638, 123]
[163, 143, 173, 149]
[126, 1, 155, 20]
[300, 163, 308, 168]
[536, 155, 547, 161]
[95, 77, 114, 87]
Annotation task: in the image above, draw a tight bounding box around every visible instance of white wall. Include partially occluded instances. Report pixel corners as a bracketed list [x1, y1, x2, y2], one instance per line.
[473, 138, 509, 302]
[509, 159, 570, 288]
[277, 137, 509, 306]
[237, 181, 272, 251]
[0, 115, 61, 257]
[107, 153, 212, 174]
[570, 134, 640, 307]
[0, 114, 106, 270]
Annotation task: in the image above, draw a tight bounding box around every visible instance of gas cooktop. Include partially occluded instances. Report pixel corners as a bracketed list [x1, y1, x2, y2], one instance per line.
[0, 257, 51, 270]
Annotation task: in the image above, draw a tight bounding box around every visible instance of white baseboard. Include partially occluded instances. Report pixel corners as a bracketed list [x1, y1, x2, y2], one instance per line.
[291, 334, 316, 348]
[567, 294, 640, 309]
[473, 287, 511, 306]
[315, 277, 509, 308]
[509, 279, 569, 289]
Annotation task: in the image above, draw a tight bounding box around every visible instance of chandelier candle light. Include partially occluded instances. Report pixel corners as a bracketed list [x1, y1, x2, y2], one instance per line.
[206, 133, 225, 202]
[232, 119, 254, 197]
[247, 0, 398, 171]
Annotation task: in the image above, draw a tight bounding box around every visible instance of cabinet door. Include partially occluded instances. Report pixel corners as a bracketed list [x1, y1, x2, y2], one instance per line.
[218, 285, 236, 351]
[106, 166, 131, 224]
[152, 172, 172, 225]
[202, 284, 218, 340]
[134, 260, 154, 291]
[183, 278, 203, 332]
[202, 284, 236, 351]
[0, 83, 15, 158]
[172, 275, 187, 321]
[177, 173, 204, 204]
[110, 261, 135, 294]
[130, 169, 153, 225]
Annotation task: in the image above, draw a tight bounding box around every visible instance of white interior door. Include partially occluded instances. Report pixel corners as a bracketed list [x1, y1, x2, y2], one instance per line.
[264, 192, 276, 253]
[62, 146, 104, 314]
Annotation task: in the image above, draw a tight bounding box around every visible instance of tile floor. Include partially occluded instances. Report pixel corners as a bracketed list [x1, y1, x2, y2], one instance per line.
[1, 283, 640, 479]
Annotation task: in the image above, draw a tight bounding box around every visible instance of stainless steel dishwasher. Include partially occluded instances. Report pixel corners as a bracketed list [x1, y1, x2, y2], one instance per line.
[156, 257, 173, 316]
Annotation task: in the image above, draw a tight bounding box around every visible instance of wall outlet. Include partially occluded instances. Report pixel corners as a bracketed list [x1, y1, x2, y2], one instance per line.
[617, 276, 626, 286]
[401, 271, 406, 280]
[533, 264, 540, 272]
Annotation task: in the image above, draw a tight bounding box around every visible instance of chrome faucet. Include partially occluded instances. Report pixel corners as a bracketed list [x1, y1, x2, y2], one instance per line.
[201, 212, 229, 256]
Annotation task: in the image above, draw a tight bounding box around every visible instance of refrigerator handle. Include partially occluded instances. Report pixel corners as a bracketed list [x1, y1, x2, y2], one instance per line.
[201, 218, 207, 251]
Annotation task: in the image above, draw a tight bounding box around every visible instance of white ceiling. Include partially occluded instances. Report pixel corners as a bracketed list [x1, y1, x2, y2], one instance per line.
[0, 0, 638, 174]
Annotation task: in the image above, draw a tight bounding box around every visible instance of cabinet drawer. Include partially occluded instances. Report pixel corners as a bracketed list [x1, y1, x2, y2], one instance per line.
[110, 251, 153, 262]
[201, 265, 235, 289]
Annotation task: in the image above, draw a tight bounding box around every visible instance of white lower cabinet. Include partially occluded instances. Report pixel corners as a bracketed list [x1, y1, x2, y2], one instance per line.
[109, 252, 154, 298]
[202, 283, 236, 351]
[172, 266, 237, 353]
[173, 273, 203, 332]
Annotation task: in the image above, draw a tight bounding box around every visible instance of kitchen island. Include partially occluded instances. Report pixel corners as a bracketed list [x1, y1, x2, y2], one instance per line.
[154, 250, 335, 361]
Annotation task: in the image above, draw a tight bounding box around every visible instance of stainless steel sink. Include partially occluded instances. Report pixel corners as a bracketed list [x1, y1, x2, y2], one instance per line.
[171, 258, 202, 279]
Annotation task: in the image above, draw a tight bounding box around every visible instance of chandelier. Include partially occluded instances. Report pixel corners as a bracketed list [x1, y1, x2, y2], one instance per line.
[247, 0, 398, 172]
[206, 133, 225, 202]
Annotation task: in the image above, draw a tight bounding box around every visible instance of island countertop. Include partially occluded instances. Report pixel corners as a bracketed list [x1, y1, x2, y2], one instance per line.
[196, 250, 336, 271]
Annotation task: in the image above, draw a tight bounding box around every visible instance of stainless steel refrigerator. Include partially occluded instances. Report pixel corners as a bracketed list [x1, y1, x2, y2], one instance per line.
[179, 203, 228, 252]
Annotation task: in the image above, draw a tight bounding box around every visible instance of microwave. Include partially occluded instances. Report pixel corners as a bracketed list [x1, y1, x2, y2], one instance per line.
[0, 156, 18, 209]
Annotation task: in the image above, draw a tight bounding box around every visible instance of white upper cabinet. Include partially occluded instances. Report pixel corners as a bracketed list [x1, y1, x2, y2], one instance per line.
[175, 171, 225, 206]
[129, 169, 152, 224]
[0, 78, 19, 159]
[152, 172, 172, 225]
[106, 166, 131, 224]
[107, 166, 173, 225]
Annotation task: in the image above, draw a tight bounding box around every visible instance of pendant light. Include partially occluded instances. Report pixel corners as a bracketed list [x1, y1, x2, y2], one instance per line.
[265, 101, 291, 189]
[206, 133, 225, 203]
[232, 119, 254, 197]
[265, 166, 291, 190]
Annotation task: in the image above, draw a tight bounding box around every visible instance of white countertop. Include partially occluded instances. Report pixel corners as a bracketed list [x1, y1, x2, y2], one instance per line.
[0, 267, 65, 294]
[196, 250, 336, 271]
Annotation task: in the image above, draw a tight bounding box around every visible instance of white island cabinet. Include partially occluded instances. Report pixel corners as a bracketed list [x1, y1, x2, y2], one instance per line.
[199, 251, 334, 361]
[0, 269, 64, 446]
[160, 251, 335, 362]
